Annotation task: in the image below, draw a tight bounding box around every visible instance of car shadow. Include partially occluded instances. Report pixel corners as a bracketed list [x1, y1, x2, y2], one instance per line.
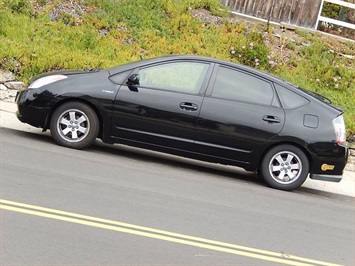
[297, 186, 354, 201]
[90, 141, 354, 201]
[3, 127, 352, 201]
[0, 127, 53, 142]
[90, 139, 264, 184]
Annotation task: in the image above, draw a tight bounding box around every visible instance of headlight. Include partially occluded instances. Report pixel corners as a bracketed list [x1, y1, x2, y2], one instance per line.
[28, 75, 67, 89]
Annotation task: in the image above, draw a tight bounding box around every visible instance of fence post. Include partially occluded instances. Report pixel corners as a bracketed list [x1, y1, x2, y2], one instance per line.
[267, 0, 276, 31]
[315, 0, 325, 30]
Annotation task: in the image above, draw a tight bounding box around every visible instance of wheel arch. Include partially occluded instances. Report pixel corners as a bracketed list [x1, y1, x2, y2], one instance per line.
[256, 141, 312, 174]
[44, 98, 104, 139]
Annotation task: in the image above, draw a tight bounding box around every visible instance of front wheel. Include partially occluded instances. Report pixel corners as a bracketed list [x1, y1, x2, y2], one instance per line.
[260, 145, 309, 191]
[50, 102, 99, 149]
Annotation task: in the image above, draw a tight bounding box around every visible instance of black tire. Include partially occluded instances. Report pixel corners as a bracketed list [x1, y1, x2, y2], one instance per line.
[50, 102, 99, 149]
[260, 145, 309, 191]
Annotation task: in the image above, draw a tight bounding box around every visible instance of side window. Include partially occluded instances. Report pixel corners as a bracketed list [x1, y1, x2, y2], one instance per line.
[212, 66, 274, 105]
[275, 84, 309, 109]
[138, 62, 209, 94]
[109, 71, 132, 84]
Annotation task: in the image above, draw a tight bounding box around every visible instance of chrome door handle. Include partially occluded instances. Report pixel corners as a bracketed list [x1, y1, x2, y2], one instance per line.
[262, 115, 280, 123]
[179, 102, 198, 111]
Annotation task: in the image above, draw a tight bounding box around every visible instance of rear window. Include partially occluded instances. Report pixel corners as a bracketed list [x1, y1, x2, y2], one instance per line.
[275, 84, 309, 109]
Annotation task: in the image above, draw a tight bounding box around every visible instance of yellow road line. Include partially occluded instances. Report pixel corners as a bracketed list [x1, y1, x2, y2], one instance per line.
[0, 199, 342, 266]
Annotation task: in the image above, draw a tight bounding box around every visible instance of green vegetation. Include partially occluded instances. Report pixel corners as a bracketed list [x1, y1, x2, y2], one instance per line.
[0, 0, 354, 139]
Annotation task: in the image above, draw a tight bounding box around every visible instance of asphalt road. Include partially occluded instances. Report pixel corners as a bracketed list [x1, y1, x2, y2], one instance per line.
[1, 127, 354, 266]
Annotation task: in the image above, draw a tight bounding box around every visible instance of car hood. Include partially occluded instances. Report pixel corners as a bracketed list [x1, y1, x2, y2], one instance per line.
[29, 69, 101, 83]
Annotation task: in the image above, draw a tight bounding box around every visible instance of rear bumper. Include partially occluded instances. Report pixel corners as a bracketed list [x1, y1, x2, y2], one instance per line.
[309, 174, 343, 182]
[308, 143, 349, 182]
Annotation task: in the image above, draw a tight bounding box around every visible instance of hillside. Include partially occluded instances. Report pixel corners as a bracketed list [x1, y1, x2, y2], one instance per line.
[0, 0, 354, 140]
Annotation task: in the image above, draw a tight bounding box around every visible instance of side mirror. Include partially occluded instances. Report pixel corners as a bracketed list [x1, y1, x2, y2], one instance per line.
[127, 74, 140, 85]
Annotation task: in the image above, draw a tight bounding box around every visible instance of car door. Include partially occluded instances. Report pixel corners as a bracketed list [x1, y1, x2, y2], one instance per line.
[195, 65, 285, 168]
[111, 60, 212, 151]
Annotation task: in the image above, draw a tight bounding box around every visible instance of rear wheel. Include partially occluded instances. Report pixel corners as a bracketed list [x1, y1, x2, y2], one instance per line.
[50, 102, 99, 149]
[260, 145, 309, 191]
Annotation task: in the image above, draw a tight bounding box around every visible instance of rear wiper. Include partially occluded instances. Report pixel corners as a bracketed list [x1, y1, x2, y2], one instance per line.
[308, 90, 332, 104]
[297, 86, 332, 104]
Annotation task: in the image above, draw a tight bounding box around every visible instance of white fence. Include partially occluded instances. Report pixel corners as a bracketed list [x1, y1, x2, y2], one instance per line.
[223, 0, 355, 40]
[315, 0, 355, 30]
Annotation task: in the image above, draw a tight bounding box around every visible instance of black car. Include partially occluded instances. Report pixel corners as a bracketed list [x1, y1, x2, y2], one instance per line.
[16, 55, 349, 191]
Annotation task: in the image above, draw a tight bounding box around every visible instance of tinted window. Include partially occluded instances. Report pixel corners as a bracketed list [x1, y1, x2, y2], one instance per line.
[212, 67, 274, 105]
[138, 62, 209, 94]
[275, 84, 309, 109]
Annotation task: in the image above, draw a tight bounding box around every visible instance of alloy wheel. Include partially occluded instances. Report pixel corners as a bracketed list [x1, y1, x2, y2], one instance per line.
[57, 109, 90, 143]
[268, 151, 302, 184]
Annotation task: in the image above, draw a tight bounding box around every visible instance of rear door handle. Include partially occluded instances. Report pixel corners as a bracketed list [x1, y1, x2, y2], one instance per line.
[262, 115, 280, 123]
[180, 102, 199, 111]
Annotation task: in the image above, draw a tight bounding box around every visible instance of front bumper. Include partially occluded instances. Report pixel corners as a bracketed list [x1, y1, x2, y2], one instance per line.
[16, 89, 51, 129]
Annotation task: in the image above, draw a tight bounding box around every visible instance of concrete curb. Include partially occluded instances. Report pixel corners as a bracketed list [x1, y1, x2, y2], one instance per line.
[1, 101, 354, 197]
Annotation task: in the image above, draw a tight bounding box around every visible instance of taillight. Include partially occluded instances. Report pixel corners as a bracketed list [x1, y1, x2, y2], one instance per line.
[332, 115, 346, 145]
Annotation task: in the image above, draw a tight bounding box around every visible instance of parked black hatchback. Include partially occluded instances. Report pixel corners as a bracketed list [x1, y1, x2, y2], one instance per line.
[16, 55, 349, 191]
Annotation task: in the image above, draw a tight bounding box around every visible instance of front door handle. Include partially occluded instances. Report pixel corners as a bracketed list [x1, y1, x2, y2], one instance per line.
[180, 102, 199, 111]
[262, 115, 280, 123]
